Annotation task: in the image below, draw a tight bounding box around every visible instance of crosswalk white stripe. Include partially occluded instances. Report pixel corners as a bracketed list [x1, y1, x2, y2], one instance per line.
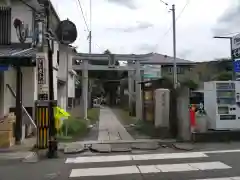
[65, 152, 207, 164]
[195, 177, 240, 180]
[70, 166, 139, 177]
[69, 161, 231, 177]
[204, 149, 240, 154]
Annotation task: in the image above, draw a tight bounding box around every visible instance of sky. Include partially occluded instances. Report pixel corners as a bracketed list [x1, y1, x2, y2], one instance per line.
[50, 0, 240, 62]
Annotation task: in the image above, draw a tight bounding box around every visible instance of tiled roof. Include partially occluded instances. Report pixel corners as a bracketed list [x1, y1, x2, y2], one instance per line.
[76, 52, 194, 65]
[140, 53, 195, 65]
[0, 47, 36, 58]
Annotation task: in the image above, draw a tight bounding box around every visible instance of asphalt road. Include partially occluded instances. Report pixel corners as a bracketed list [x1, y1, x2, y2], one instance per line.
[1, 149, 240, 180]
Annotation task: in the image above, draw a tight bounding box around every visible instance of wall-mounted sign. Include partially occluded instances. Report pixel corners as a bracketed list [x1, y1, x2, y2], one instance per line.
[37, 56, 46, 84]
[232, 33, 240, 51]
[13, 18, 30, 43]
[37, 55, 49, 100]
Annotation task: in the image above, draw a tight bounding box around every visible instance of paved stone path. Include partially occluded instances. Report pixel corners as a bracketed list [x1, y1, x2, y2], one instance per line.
[98, 107, 133, 141]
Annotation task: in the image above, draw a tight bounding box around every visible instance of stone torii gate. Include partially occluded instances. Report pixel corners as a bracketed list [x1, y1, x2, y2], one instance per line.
[72, 53, 153, 121]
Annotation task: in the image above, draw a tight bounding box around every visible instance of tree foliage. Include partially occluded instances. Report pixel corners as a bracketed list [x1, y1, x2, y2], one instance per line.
[212, 71, 232, 81]
[181, 79, 198, 90]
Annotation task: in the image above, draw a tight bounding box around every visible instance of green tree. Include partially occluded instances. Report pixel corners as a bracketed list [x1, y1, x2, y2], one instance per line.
[181, 79, 198, 90]
[213, 71, 232, 81]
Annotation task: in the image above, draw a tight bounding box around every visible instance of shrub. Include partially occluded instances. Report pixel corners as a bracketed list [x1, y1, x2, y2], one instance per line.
[60, 117, 88, 137]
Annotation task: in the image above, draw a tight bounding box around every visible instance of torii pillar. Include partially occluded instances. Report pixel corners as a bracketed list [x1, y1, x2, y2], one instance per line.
[82, 59, 88, 120]
[135, 60, 142, 121]
[128, 61, 135, 115]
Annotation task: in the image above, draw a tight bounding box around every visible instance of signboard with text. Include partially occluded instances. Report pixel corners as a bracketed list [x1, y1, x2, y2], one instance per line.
[37, 55, 49, 100]
[232, 34, 240, 80]
[232, 33, 240, 51]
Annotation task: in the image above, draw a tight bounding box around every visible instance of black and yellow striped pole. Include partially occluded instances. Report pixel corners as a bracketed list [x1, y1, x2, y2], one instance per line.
[35, 101, 57, 149]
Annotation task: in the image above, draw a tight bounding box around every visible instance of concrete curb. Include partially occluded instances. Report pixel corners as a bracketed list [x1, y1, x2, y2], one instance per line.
[60, 139, 176, 146]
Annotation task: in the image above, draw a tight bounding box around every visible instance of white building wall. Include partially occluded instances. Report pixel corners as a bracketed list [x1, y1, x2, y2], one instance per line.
[3, 67, 16, 114]
[52, 42, 59, 69]
[53, 69, 58, 101]
[68, 73, 75, 98]
[2, 67, 35, 114]
[11, 2, 33, 43]
[0, 1, 35, 44]
[52, 42, 59, 101]
[67, 52, 75, 98]
[0, 1, 74, 113]
[57, 84, 66, 110]
[58, 44, 67, 81]
[21, 67, 35, 107]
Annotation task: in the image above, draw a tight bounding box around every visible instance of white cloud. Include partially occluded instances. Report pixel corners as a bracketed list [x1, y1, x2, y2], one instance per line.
[51, 0, 238, 61]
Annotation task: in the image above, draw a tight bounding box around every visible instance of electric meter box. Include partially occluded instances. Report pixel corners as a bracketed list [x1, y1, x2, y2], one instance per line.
[204, 81, 240, 130]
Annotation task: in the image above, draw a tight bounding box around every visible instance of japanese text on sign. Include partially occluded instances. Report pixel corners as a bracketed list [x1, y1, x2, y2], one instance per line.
[37, 57, 46, 84]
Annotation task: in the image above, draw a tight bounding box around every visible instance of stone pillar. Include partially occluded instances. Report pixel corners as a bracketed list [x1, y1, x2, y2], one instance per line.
[128, 62, 134, 114]
[82, 60, 88, 120]
[135, 61, 142, 120]
[177, 87, 191, 141]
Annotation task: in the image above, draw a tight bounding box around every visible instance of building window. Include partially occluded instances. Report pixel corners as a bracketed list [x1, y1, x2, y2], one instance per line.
[57, 50, 59, 65]
[177, 67, 184, 74]
[168, 67, 172, 73]
[0, 7, 11, 45]
[168, 67, 184, 74]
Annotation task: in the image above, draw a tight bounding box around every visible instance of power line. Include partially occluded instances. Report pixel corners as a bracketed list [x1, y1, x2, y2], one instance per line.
[159, 0, 168, 6]
[74, 0, 104, 53]
[176, 0, 190, 21]
[76, 0, 90, 32]
[153, 0, 191, 52]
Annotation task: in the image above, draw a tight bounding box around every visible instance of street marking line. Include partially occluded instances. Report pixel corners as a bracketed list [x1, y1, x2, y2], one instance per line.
[69, 161, 231, 177]
[65, 158, 76, 163]
[132, 152, 207, 161]
[195, 177, 240, 180]
[189, 161, 231, 170]
[67, 155, 132, 164]
[203, 149, 240, 154]
[65, 152, 207, 164]
[70, 166, 139, 177]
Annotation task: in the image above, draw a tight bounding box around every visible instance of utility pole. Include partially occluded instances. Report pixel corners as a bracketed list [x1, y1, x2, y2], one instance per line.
[89, 0, 92, 54]
[158, 1, 177, 88]
[44, 0, 57, 158]
[89, 31, 92, 54]
[171, 4, 177, 89]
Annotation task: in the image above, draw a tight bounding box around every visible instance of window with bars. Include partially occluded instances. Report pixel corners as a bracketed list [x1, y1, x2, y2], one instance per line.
[0, 7, 11, 45]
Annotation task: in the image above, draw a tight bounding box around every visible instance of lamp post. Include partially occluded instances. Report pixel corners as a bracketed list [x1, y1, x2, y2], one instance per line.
[213, 36, 234, 80]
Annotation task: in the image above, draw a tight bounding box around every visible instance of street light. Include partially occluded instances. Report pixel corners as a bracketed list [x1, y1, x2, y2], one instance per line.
[213, 36, 234, 80]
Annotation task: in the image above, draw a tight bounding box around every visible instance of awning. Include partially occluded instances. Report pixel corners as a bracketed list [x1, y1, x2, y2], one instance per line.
[0, 44, 36, 67]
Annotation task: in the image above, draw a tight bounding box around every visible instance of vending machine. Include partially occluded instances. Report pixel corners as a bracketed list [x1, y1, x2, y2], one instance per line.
[204, 81, 240, 130]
